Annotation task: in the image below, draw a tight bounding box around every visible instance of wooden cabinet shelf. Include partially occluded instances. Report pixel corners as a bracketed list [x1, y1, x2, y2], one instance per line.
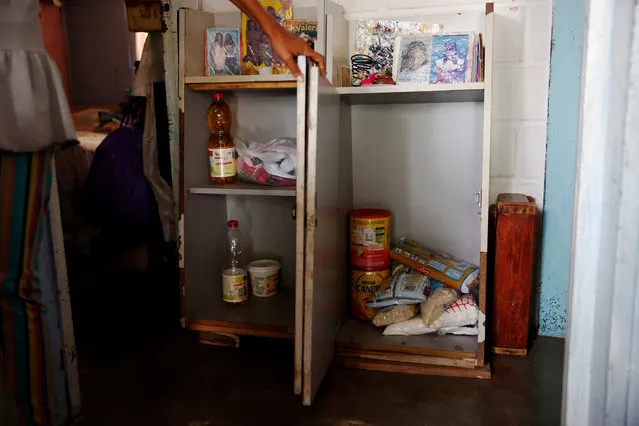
[189, 182, 296, 197]
[336, 82, 485, 105]
[186, 75, 297, 91]
[188, 287, 296, 339]
[335, 319, 478, 358]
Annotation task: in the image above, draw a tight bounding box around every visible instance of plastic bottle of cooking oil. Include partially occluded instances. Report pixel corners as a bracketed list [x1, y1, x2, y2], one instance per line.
[222, 220, 248, 304]
[207, 92, 236, 184]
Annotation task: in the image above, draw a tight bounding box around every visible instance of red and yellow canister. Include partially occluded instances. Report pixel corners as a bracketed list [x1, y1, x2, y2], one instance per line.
[349, 209, 392, 270]
[350, 268, 391, 320]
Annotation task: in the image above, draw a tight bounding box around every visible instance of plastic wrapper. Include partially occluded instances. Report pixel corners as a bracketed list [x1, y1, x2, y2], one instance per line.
[241, 0, 292, 75]
[353, 20, 443, 80]
[366, 269, 430, 308]
[372, 304, 418, 327]
[383, 319, 477, 336]
[235, 137, 296, 186]
[430, 294, 478, 329]
[437, 326, 478, 336]
[390, 238, 479, 292]
[383, 317, 433, 336]
[420, 280, 459, 327]
[384, 294, 478, 336]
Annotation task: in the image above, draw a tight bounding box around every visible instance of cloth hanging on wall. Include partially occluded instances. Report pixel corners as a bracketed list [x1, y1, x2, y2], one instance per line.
[132, 33, 176, 242]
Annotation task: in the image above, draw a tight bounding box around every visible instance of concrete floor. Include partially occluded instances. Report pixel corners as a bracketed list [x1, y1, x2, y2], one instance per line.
[76, 326, 564, 426]
[66, 243, 564, 426]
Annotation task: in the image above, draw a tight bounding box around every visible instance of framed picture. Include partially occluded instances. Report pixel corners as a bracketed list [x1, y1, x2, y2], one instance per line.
[392, 35, 433, 84]
[429, 34, 471, 84]
[393, 33, 478, 84]
[355, 20, 442, 77]
[284, 20, 317, 50]
[240, 0, 292, 75]
[205, 28, 241, 76]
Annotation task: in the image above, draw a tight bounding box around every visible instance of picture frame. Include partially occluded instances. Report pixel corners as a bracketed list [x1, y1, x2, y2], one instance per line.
[392, 33, 479, 85]
[205, 28, 241, 76]
[240, 0, 292, 75]
[392, 35, 433, 84]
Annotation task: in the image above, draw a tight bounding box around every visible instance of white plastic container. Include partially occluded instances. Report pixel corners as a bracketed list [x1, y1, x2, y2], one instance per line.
[248, 260, 281, 297]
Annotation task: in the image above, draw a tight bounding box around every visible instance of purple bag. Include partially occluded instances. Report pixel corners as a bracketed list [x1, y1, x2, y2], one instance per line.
[83, 127, 158, 234]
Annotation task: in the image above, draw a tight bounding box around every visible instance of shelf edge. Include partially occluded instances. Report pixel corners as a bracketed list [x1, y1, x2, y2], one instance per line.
[189, 186, 296, 197]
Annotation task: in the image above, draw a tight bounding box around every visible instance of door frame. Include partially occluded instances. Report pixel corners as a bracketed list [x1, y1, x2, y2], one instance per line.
[562, 0, 639, 424]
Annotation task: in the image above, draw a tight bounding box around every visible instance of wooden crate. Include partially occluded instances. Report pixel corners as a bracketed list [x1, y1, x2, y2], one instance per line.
[125, 0, 163, 32]
[490, 194, 536, 356]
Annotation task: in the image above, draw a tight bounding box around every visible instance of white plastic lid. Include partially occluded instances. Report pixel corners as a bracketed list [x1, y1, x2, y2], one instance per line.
[248, 259, 281, 273]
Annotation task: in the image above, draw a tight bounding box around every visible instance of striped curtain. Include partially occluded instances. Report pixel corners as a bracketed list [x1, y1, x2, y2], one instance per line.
[0, 149, 58, 426]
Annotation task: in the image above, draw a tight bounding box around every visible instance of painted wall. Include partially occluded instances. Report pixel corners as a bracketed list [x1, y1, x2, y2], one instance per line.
[538, 0, 584, 337]
[64, 0, 136, 106]
[40, 4, 72, 102]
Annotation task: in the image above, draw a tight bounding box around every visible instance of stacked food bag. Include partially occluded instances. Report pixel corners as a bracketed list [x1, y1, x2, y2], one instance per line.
[364, 237, 481, 336]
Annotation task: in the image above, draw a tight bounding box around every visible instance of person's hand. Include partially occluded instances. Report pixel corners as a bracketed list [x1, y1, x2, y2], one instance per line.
[268, 25, 326, 79]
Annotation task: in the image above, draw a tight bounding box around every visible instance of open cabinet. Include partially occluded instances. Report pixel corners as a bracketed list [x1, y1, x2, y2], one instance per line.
[177, 1, 494, 407]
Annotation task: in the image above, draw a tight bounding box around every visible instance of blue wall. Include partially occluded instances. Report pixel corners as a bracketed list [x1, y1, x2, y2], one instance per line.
[539, 0, 585, 337]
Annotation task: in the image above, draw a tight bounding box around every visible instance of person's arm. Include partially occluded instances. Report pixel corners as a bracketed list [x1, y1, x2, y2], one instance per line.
[229, 0, 325, 79]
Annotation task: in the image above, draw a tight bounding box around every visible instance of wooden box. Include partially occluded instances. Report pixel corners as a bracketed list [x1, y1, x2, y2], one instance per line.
[125, 0, 163, 32]
[490, 194, 536, 356]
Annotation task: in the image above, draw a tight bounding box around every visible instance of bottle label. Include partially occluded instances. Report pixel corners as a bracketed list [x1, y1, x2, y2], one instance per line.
[209, 147, 235, 178]
[222, 270, 247, 303]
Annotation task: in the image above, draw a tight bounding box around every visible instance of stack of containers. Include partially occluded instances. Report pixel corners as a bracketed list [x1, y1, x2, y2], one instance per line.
[348, 209, 392, 321]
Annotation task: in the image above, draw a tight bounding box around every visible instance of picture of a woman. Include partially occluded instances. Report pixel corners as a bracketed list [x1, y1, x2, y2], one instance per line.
[266, 5, 283, 24]
[206, 29, 241, 75]
[397, 40, 431, 83]
[212, 32, 226, 74]
[258, 31, 274, 66]
[246, 19, 262, 64]
[224, 33, 239, 74]
[431, 39, 467, 84]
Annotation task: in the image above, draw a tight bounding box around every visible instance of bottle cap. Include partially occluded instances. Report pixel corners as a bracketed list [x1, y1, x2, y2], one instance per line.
[213, 93, 224, 100]
[227, 220, 238, 228]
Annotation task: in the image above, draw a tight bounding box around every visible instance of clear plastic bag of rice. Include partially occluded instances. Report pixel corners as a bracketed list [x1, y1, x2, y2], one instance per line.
[372, 304, 419, 327]
[420, 280, 459, 327]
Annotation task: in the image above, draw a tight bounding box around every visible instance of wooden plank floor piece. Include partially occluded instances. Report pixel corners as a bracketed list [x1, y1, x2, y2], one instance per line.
[335, 356, 492, 379]
[335, 319, 478, 359]
[335, 348, 477, 369]
[492, 347, 528, 357]
[189, 321, 293, 340]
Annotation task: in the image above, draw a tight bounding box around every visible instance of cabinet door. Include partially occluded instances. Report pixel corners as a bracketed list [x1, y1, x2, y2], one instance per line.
[303, 64, 350, 406]
[294, 57, 308, 396]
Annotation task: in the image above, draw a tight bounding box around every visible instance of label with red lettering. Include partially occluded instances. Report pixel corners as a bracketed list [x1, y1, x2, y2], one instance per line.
[209, 147, 235, 178]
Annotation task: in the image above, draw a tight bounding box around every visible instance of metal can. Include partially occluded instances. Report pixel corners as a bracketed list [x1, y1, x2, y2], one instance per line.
[350, 268, 391, 320]
[349, 209, 391, 270]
